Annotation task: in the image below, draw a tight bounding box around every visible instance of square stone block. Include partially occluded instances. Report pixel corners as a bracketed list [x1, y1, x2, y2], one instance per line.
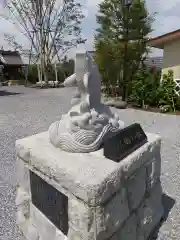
[16, 187, 30, 225]
[16, 157, 30, 193]
[110, 213, 138, 240]
[56, 229, 68, 240]
[68, 197, 94, 239]
[68, 228, 83, 240]
[68, 188, 129, 239]
[146, 152, 161, 191]
[30, 204, 56, 240]
[21, 220, 39, 240]
[137, 182, 164, 240]
[95, 187, 129, 239]
[126, 167, 146, 211]
[15, 131, 163, 240]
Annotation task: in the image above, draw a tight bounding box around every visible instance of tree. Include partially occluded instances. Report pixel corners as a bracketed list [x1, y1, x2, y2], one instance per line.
[158, 70, 177, 112]
[94, 40, 123, 97]
[94, 0, 155, 101]
[27, 57, 75, 84]
[1, 0, 85, 85]
[128, 67, 160, 108]
[61, 55, 74, 78]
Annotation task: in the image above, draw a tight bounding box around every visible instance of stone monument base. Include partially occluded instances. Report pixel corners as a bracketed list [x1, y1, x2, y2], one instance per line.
[15, 131, 164, 240]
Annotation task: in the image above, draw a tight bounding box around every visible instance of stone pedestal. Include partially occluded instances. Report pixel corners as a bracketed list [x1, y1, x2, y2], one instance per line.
[15, 131, 164, 240]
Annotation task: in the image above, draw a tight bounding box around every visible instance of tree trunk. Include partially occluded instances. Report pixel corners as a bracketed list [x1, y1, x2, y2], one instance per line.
[24, 69, 28, 87]
[43, 48, 49, 86]
[122, 85, 126, 101]
[55, 63, 58, 82]
[37, 64, 43, 86]
[44, 64, 49, 86]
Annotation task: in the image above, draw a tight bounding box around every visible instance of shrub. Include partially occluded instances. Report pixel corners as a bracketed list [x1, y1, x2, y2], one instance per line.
[27, 64, 39, 84]
[129, 69, 180, 112]
[27, 64, 66, 84]
[158, 70, 178, 112]
[128, 68, 160, 108]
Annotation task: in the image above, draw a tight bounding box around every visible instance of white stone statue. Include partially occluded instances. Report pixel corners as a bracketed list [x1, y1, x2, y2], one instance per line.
[49, 51, 125, 153]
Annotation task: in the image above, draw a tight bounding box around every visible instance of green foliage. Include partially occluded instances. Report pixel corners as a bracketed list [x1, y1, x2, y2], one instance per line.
[94, 0, 155, 100]
[128, 68, 160, 108]
[158, 70, 177, 112]
[27, 64, 38, 84]
[60, 56, 75, 79]
[94, 41, 121, 97]
[27, 57, 75, 84]
[129, 69, 180, 113]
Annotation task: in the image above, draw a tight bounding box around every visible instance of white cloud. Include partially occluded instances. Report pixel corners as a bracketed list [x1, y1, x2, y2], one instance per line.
[1, 0, 180, 59]
[146, 0, 180, 55]
[83, 0, 180, 56]
[86, 0, 101, 8]
[146, 0, 180, 14]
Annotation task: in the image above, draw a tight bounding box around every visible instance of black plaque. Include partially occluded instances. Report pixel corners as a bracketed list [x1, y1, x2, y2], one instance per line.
[30, 171, 68, 235]
[103, 123, 147, 162]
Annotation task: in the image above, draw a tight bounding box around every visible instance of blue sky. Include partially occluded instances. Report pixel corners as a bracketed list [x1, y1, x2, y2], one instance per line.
[0, 0, 180, 59]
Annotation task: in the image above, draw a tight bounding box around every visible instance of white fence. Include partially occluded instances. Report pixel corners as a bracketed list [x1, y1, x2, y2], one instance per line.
[174, 79, 180, 96]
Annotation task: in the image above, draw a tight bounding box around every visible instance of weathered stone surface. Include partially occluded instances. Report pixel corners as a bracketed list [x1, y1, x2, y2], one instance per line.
[16, 187, 30, 207]
[102, 96, 127, 109]
[16, 187, 30, 225]
[137, 182, 164, 240]
[119, 213, 138, 239]
[17, 219, 39, 240]
[146, 153, 161, 191]
[24, 221, 39, 240]
[16, 157, 30, 193]
[16, 131, 163, 240]
[55, 229, 68, 240]
[68, 189, 129, 240]
[110, 213, 138, 240]
[68, 197, 94, 239]
[119, 136, 161, 180]
[107, 100, 127, 109]
[16, 144, 31, 163]
[98, 188, 129, 238]
[16, 131, 161, 206]
[68, 228, 84, 240]
[127, 167, 146, 211]
[30, 204, 56, 240]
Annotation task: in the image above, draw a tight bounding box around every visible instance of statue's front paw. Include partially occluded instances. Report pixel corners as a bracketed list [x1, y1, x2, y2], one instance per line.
[71, 112, 91, 128]
[80, 101, 90, 113]
[118, 120, 125, 129]
[109, 118, 119, 128]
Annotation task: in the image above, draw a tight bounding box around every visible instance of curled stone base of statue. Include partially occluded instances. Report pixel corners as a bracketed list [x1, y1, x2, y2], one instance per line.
[49, 105, 124, 153]
[49, 51, 125, 153]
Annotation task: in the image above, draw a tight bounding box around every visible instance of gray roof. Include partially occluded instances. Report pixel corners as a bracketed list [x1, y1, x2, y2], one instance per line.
[144, 56, 163, 70]
[0, 51, 23, 65]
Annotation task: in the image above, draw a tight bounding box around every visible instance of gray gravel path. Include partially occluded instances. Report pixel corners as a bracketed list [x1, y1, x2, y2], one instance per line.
[0, 86, 179, 240]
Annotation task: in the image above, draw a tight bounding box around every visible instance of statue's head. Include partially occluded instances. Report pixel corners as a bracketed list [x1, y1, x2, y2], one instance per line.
[74, 51, 101, 107]
[75, 51, 93, 81]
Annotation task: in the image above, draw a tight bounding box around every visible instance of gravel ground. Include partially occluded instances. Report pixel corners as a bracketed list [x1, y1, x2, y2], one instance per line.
[0, 86, 179, 240]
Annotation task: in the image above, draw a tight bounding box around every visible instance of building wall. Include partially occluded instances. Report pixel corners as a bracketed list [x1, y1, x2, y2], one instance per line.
[162, 39, 180, 79]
